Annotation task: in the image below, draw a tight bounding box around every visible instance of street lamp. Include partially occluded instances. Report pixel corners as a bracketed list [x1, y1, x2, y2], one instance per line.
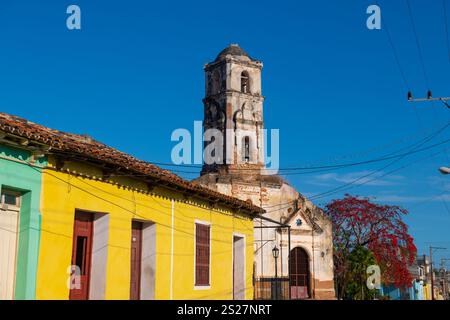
[272, 245, 280, 260]
[272, 245, 280, 300]
[430, 246, 446, 300]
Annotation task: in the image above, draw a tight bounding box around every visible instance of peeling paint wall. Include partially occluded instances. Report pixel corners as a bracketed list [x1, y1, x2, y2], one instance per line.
[196, 176, 336, 299]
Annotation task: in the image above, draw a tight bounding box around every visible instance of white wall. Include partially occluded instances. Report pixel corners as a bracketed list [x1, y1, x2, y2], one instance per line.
[89, 213, 109, 300]
[140, 222, 156, 300]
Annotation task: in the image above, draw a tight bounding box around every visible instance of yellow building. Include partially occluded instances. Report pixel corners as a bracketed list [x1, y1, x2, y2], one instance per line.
[423, 283, 431, 300]
[0, 113, 262, 300]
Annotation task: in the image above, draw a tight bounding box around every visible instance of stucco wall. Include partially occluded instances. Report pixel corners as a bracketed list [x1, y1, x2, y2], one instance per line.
[0, 144, 45, 299]
[197, 175, 336, 299]
[36, 156, 254, 300]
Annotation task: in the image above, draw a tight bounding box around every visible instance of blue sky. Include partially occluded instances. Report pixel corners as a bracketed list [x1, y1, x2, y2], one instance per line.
[1, 0, 450, 264]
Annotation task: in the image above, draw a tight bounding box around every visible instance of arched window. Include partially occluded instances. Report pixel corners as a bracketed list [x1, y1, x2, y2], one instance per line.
[243, 136, 250, 163]
[241, 71, 250, 93]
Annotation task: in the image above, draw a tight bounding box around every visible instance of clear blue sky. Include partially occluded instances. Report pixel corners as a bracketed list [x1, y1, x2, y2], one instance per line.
[1, 0, 450, 264]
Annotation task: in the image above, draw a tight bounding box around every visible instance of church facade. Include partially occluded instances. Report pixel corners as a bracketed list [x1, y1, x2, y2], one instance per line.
[193, 44, 336, 300]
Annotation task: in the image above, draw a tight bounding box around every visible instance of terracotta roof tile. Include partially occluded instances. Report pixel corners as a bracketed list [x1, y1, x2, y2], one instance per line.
[0, 112, 264, 215]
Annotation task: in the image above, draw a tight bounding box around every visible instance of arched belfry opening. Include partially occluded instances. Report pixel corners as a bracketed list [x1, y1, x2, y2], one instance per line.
[243, 136, 250, 163]
[241, 71, 250, 93]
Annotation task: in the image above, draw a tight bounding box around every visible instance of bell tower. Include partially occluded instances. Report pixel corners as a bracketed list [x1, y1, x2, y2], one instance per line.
[202, 44, 265, 176]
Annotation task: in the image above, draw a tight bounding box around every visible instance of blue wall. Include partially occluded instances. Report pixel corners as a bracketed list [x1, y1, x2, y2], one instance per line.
[381, 280, 424, 300]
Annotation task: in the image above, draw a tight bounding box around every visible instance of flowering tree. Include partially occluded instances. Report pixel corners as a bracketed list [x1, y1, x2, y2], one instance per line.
[325, 194, 417, 299]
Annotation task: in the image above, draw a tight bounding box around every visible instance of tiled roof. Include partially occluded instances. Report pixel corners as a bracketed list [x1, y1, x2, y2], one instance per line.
[0, 112, 264, 215]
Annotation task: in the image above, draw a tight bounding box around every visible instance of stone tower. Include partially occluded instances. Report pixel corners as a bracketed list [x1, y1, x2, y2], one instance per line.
[194, 45, 336, 300]
[202, 44, 265, 175]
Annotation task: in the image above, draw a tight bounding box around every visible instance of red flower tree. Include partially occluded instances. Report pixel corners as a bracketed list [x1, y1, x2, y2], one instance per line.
[325, 194, 417, 298]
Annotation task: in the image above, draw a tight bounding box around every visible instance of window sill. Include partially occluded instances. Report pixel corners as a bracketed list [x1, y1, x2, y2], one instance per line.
[194, 285, 211, 290]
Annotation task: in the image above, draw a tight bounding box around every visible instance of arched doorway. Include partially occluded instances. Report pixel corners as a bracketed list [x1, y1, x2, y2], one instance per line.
[290, 247, 310, 299]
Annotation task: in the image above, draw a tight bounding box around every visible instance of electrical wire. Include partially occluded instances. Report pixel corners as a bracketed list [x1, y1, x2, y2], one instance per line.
[308, 126, 448, 201]
[245, 120, 450, 210]
[310, 149, 446, 202]
[376, 0, 411, 91]
[443, 0, 450, 61]
[406, 0, 431, 88]
[65, 125, 450, 176]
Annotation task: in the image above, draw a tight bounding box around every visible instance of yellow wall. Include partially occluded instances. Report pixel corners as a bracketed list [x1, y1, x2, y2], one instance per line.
[36, 157, 254, 300]
[423, 284, 431, 300]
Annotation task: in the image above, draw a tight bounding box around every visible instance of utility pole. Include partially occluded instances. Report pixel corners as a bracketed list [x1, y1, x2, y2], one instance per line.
[440, 258, 450, 300]
[407, 90, 450, 107]
[407, 91, 450, 175]
[429, 246, 446, 300]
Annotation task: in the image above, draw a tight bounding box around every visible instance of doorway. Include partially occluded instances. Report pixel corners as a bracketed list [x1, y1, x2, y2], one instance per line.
[130, 220, 156, 300]
[290, 247, 310, 299]
[233, 235, 245, 300]
[69, 211, 93, 300]
[0, 190, 20, 300]
[130, 221, 143, 300]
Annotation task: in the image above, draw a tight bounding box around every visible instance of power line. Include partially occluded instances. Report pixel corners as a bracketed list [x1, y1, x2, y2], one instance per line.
[443, 0, 450, 61]
[84, 128, 450, 175]
[404, 0, 450, 215]
[25, 165, 256, 245]
[310, 149, 446, 202]
[254, 120, 450, 208]
[406, 0, 431, 88]
[38, 122, 450, 215]
[377, 0, 411, 91]
[238, 143, 449, 212]
[308, 125, 447, 201]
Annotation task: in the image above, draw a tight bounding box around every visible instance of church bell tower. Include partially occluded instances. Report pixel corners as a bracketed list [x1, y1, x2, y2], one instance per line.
[202, 44, 265, 176]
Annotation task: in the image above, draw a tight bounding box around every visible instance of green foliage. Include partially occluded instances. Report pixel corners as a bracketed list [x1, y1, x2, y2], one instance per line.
[344, 246, 377, 300]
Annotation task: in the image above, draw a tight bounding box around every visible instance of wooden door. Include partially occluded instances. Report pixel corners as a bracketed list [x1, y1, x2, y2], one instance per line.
[69, 211, 93, 300]
[0, 192, 20, 300]
[130, 221, 143, 300]
[290, 247, 310, 299]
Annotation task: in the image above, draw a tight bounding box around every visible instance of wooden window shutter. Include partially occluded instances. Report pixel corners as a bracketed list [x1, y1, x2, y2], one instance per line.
[195, 223, 210, 286]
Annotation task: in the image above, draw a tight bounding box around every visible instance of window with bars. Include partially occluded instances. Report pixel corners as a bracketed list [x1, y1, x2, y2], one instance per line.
[195, 223, 210, 286]
[1, 190, 20, 209]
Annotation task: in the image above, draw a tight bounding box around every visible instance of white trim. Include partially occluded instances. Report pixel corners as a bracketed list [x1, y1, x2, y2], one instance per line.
[0, 190, 21, 212]
[193, 220, 211, 290]
[88, 212, 109, 300]
[0, 189, 21, 299]
[170, 199, 174, 300]
[232, 233, 246, 300]
[194, 219, 211, 226]
[194, 285, 211, 290]
[139, 221, 156, 300]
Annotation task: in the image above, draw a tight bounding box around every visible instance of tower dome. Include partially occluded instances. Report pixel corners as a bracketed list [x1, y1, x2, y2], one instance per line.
[215, 44, 255, 62]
